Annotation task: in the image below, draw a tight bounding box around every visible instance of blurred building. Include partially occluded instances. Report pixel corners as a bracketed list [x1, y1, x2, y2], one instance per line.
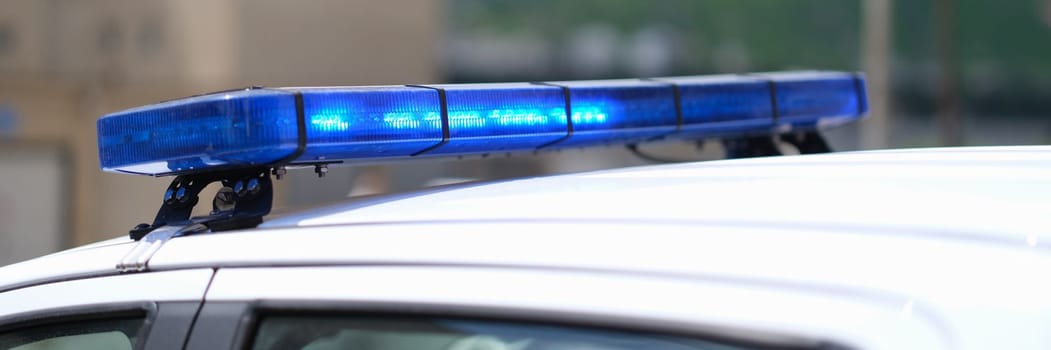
[0, 0, 440, 263]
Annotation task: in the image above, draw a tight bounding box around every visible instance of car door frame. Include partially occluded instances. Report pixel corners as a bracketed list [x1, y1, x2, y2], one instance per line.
[0, 268, 215, 350]
[186, 265, 953, 350]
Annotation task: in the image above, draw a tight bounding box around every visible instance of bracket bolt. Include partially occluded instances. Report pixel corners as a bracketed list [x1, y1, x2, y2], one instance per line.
[213, 187, 237, 212]
[246, 178, 261, 194]
[315, 164, 328, 178]
[233, 181, 246, 196]
[273, 167, 287, 180]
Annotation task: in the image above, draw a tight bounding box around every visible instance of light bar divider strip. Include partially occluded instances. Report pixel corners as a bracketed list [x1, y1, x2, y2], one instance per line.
[531, 82, 574, 149]
[742, 74, 781, 128]
[405, 85, 451, 156]
[851, 73, 867, 115]
[768, 79, 781, 127]
[640, 78, 684, 141]
[276, 89, 308, 165]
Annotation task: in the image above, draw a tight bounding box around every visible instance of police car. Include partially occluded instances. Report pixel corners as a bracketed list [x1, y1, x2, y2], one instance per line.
[2, 72, 1048, 350]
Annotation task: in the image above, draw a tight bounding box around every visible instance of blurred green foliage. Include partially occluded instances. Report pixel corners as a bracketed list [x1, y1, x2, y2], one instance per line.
[449, 0, 861, 72]
[447, 0, 1051, 116]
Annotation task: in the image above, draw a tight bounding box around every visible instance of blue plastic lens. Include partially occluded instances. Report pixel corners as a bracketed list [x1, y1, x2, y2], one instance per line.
[654, 75, 775, 138]
[298, 86, 443, 161]
[97, 89, 299, 174]
[427, 83, 568, 154]
[97, 71, 868, 176]
[549, 80, 677, 147]
[760, 72, 867, 129]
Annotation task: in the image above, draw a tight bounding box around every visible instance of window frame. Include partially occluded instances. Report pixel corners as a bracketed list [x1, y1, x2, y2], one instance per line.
[219, 301, 841, 350]
[0, 301, 156, 350]
[198, 265, 951, 350]
[0, 268, 216, 350]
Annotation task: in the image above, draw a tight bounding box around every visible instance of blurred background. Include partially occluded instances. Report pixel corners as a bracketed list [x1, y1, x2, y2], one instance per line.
[0, 0, 1049, 264]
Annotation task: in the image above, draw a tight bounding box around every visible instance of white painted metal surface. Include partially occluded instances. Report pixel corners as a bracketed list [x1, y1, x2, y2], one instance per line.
[0, 240, 134, 293]
[265, 146, 1051, 248]
[150, 221, 1051, 349]
[207, 266, 949, 349]
[0, 269, 212, 317]
[2, 146, 1051, 349]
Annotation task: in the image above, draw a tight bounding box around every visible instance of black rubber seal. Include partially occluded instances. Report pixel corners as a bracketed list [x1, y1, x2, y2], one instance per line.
[670, 83, 684, 131]
[851, 73, 867, 115]
[765, 79, 781, 124]
[274, 90, 308, 165]
[405, 85, 450, 156]
[531, 82, 574, 149]
[640, 78, 683, 132]
[639, 78, 684, 141]
[741, 74, 781, 126]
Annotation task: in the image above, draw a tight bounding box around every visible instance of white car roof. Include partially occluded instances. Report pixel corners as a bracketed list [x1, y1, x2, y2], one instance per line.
[3, 145, 1051, 292]
[268, 145, 1051, 246]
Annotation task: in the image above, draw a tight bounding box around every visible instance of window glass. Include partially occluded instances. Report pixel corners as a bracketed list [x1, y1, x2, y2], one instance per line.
[0, 317, 144, 350]
[251, 315, 763, 350]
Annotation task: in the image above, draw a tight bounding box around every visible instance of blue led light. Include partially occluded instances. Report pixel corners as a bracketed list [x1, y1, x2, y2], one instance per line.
[425, 83, 568, 154]
[546, 80, 677, 147]
[296, 86, 442, 161]
[97, 88, 299, 175]
[652, 75, 776, 139]
[758, 72, 867, 130]
[310, 115, 350, 132]
[570, 106, 609, 125]
[97, 71, 868, 176]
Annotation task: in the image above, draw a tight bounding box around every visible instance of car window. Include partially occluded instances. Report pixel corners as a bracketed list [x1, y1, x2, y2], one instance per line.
[0, 317, 144, 350]
[250, 315, 762, 350]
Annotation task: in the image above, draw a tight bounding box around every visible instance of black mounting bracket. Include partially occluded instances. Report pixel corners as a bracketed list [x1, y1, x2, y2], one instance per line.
[779, 130, 832, 154]
[722, 131, 833, 159]
[722, 135, 783, 159]
[129, 168, 274, 241]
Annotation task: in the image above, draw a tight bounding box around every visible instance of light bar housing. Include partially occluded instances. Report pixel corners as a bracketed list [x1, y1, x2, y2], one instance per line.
[98, 71, 868, 176]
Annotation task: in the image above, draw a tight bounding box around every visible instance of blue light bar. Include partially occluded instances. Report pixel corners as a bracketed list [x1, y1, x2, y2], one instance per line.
[650, 75, 775, 139]
[756, 71, 868, 130]
[421, 83, 568, 154]
[97, 88, 300, 174]
[296, 86, 443, 161]
[97, 71, 868, 175]
[544, 79, 677, 147]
